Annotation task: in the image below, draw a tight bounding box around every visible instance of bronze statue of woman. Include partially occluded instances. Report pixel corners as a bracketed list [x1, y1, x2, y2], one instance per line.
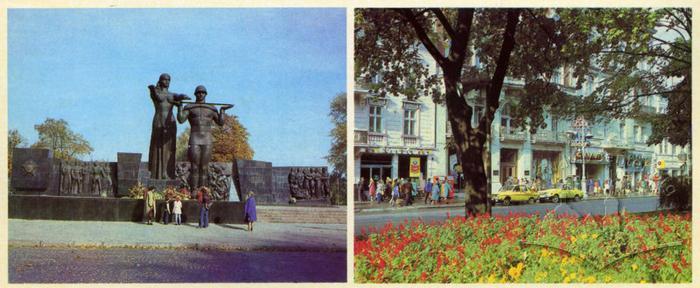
[148, 73, 190, 179]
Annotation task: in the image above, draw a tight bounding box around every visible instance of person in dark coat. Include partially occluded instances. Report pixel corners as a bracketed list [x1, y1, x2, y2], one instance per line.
[244, 191, 257, 232]
[198, 187, 211, 228]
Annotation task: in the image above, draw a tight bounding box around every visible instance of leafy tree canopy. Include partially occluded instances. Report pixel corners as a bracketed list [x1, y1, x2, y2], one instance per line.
[327, 93, 347, 176]
[31, 118, 93, 161]
[176, 114, 254, 162]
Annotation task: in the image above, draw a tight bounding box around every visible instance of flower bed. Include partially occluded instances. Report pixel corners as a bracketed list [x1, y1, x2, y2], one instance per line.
[355, 211, 691, 283]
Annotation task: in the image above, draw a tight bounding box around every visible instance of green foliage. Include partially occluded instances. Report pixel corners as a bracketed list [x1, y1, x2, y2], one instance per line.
[658, 176, 691, 211]
[176, 114, 254, 162]
[31, 118, 93, 161]
[355, 212, 691, 283]
[326, 93, 347, 176]
[556, 8, 691, 146]
[8, 129, 26, 176]
[329, 174, 347, 206]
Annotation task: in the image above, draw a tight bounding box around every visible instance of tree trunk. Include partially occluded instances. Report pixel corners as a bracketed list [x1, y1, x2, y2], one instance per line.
[443, 70, 490, 215]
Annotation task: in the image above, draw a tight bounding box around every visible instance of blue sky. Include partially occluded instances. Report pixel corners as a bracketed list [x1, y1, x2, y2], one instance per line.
[8, 8, 346, 166]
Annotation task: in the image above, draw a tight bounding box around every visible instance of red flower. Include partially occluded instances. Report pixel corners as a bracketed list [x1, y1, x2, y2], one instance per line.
[672, 263, 682, 274]
[420, 271, 427, 281]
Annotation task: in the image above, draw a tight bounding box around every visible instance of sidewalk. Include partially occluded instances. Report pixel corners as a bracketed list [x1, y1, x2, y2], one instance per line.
[8, 219, 347, 252]
[355, 191, 658, 213]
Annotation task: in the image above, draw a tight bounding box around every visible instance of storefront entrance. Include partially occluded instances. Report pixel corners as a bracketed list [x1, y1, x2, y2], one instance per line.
[360, 154, 392, 181]
[500, 149, 518, 184]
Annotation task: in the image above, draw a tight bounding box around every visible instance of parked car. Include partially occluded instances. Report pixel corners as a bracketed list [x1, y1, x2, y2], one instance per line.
[491, 184, 539, 206]
[538, 184, 584, 203]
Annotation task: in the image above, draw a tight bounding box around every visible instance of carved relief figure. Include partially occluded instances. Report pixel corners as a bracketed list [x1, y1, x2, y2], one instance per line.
[91, 162, 102, 195]
[101, 163, 112, 197]
[175, 162, 190, 190]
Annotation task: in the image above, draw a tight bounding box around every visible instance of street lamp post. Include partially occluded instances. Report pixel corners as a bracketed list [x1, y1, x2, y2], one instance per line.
[572, 116, 590, 198]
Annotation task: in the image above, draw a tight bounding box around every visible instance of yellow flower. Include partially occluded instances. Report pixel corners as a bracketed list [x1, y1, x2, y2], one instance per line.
[604, 275, 612, 282]
[580, 233, 588, 240]
[640, 280, 647, 283]
[584, 276, 596, 283]
[632, 264, 638, 271]
[535, 271, 548, 282]
[541, 248, 551, 258]
[563, 276, 571, 283]
[591, 233, 599, 239]
[569, 272, 577, 280]
[508, 262, 525, 280]
[487, 274, 497, 283]
[570, 235, 577, 243]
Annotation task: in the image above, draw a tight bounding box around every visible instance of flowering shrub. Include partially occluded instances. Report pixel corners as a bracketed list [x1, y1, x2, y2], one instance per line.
[355, 211, 691, 283]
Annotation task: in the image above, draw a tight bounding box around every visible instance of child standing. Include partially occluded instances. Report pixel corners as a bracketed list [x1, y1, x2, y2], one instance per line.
[173, 196, 183, 225]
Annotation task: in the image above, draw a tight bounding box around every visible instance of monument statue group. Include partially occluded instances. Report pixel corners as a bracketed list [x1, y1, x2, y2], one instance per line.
[10, 73, 331, 205]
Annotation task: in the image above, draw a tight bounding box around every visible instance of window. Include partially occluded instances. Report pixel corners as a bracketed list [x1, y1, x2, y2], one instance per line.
[619, 123, 625, 142]
[552, 70, 561, 85]
[671, 144, 676, 155]
[552, 119, 558, 132]
[369, 106, 382, 133]
[634, 125, 641, 142]
[403, 109, 417, 136]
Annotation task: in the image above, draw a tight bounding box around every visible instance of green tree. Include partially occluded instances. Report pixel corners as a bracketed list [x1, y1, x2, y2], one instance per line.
[356, 8, 690, 215]
[31, 118, 93, 160]
[556, 8, 691, 146]
[8, 129, 27, 176]
[176, 114, 254, 162]
[357, 8, 571, 214]
[326, 93, 347, 176]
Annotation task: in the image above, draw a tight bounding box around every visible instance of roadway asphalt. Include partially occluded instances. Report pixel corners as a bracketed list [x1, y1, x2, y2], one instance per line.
[9, 247, 346, 283]
[354, 196, 661, 235]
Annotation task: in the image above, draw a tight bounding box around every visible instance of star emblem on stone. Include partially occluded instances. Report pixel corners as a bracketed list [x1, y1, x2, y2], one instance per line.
[22, 160, 38, 177]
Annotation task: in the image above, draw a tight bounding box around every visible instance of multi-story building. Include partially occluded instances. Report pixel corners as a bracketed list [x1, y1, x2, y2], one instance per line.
[354, 78, 449, 182]
[354, 57, 690, 196]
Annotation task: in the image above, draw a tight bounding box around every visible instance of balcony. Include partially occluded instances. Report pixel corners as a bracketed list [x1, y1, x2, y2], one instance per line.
[531, 130, 567, 144]
[640, 105, 657, 114]
[355, 130, 385, 147]
[500, 126, 526, 141]
[403, 135, 419, 147]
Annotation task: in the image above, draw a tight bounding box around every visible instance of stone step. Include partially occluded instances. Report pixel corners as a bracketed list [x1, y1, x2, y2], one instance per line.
[256, 206, 347, 224]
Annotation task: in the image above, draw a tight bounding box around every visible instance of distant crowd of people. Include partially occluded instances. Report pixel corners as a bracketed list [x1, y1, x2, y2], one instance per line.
[500, 174, 661, 196]
[356, 175, 457, 206]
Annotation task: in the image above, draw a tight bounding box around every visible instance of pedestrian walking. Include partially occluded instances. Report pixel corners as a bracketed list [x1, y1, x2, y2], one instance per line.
[144, 186, 156, 225]
[173, 196, 183, 225]
[162, 195, 171, 225]
[368, 178, 376, 203]
[376, 180, 385, 204]
[446, 177, 454, 204]
[244, 191, 257, 232]
[439, 177, 448, 203]
[431, 177, 440, 205]
[403, 180, 414, 206]
[604, 180, 611, 196]
[390, 182, 400, 207]
[424, 177, 433, 204]
[197, 187, 211, 228]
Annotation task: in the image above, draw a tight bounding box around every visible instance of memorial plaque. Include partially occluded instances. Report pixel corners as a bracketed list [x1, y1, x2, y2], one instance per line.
[236, 160, 274, 203]
[11, 148, 53, 191]
[117, 153, 142, 197]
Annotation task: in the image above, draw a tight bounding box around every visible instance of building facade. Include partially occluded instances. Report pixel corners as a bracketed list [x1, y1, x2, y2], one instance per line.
[354, 60, 690, 196]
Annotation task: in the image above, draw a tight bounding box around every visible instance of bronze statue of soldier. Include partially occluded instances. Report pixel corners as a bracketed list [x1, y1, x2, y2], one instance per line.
[148, 73, 190, 179]
[176, 85, 232, 194]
